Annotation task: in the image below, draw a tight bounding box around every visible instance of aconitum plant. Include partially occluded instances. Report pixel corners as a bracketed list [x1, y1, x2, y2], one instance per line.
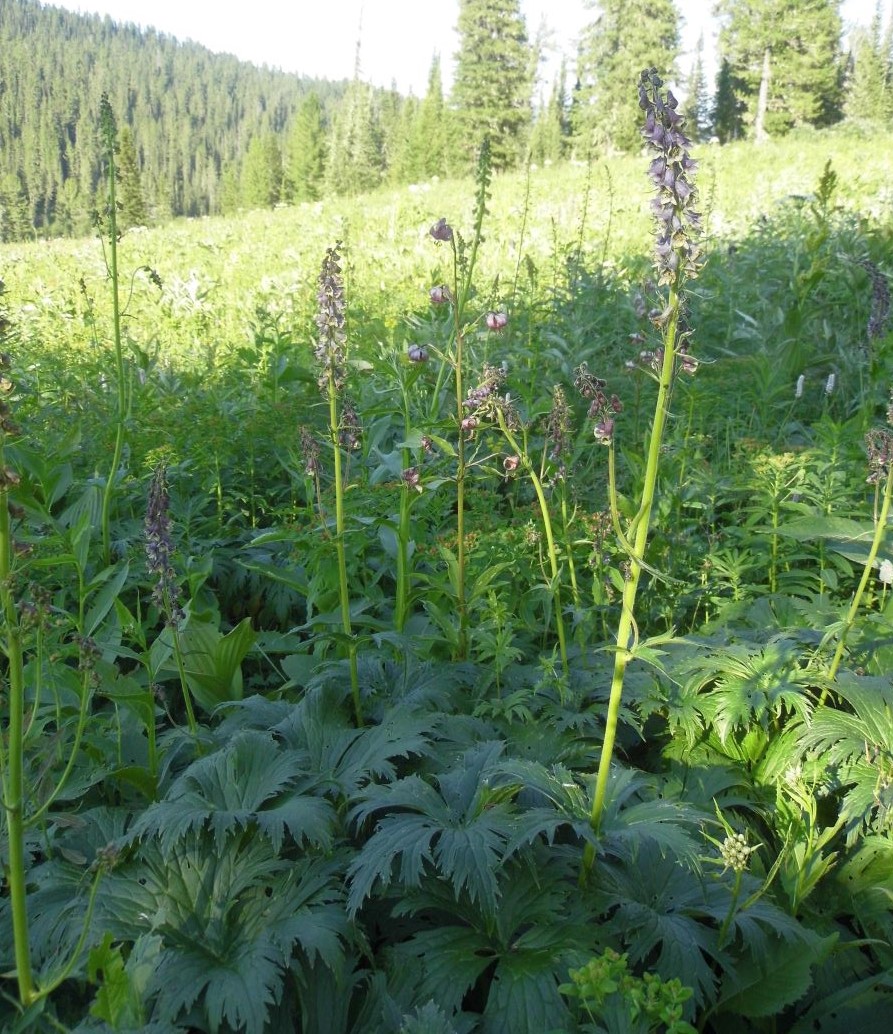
[584, 68, 703, 859]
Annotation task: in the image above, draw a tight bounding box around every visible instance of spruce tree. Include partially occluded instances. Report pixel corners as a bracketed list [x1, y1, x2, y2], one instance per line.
[712, 58, 746, 142]
[844, 2, 890, 121]
[240, 134, 283, 209]
[286, 92, 327, 202]
[683, 34, 711, 142]
[575, 0, 679, 154]
[717, 0, 844, 137]
[452, 0, 534, 170]
[529, 64, 569, 164]
[325, 80, 384, 196]
[117, 126, 147, 228]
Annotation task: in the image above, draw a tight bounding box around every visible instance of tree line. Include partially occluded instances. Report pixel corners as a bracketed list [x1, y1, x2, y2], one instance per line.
[1, 0, 891, 242]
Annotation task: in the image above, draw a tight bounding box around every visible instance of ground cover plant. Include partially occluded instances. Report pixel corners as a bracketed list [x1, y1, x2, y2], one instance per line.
[1, 76, 893, 1034]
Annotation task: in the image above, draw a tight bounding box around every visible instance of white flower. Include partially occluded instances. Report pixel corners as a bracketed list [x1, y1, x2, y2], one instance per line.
[795, 374, 805, 399]
[879, 558, 893, 585]
[824, 373, 836, 395]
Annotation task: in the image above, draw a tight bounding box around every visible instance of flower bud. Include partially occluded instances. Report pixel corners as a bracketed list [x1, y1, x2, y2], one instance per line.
[486, 311, 508, 331]
[429, 284, 451, 304]
[407, 344, 429, 362]
[429, 217, 453, 242]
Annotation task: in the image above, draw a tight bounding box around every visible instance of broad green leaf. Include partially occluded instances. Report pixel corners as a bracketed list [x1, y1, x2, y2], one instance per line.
[716, 935, 834, 1019]
[85, 561, 130, 636]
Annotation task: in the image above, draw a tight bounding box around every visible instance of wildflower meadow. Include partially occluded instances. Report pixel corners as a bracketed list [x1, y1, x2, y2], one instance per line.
[2, 74, 893, 1033]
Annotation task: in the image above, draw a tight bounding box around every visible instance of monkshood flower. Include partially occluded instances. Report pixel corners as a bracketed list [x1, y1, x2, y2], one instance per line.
[574, 362, 622, 446]
[313, 243, 347, 393]
[299, 426, 320, 478]
[407, 344, 429, 362]
[145, 464, 183, 626]
[866, 427, 893, 484]
[429, 217, 453, 242]
[862, 259, 891, 342]
[546, 385, 572, 466]
[639, 67, 702, 286]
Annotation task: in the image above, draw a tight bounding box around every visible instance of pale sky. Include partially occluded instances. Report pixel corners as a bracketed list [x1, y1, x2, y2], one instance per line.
[62, 0, 878, 97]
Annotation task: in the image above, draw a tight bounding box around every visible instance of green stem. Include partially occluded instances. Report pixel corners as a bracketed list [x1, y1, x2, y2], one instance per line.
[717, 870, 743, 950]
[451, 242, 469, 661]
[100, 138, 127, 570]
[823, 461, 893, 693]
[171, 625, 199, 738]
[0, 479, 35, 1005]
[395, 384, 413, 633]
[329, 375, 362, 724]
[497, 414, 568, 676]
[583, 289, 680, 875]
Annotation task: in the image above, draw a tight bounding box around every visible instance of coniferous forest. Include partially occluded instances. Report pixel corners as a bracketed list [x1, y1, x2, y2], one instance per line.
[2, 0, 893, 1032]
[2, 0, 892, 240]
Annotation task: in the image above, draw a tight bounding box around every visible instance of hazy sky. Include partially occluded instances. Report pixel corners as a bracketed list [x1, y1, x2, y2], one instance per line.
[63, 0, 879, 97]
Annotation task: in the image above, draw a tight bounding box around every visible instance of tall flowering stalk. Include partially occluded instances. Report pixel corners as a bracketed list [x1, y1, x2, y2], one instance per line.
[97, 94, 127, 569]
[145, 463, 195, 740]
[0, 287, 105, 1008]
[428, 140, 492, 659]
[314, 244, 362, 725]
[584, 70, 702, 860]
[489, 377, 571, 679]
[0, 285, 35, 1006]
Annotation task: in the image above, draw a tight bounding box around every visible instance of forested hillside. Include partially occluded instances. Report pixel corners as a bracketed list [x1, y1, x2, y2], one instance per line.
[1, 0, 890, 243]
[0, 0, 348, 233]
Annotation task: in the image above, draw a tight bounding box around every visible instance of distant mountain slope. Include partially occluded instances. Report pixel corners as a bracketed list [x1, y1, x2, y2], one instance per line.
[0, 0, 347, 236]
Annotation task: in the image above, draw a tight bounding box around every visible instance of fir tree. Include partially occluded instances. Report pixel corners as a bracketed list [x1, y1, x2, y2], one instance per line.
[683, 33, 711, 141]
[529, 64, 569, 164]
[452, 0, 535, 170]
[286, 92, 327, 202]
[717, 0, 844, 137]
[575, 0, 679, 154]
[117, 126, 147, 228]
[844, 2, 890, 121]
[712, 57, 746, 142]
[325, 80, 384, 196]
[240, 134, 283, 209]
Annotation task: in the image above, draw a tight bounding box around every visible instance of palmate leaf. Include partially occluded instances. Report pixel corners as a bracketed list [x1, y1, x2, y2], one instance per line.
[388, 926, 495, 1015]
[99, 837, 346, 1034]
[130, 729, 336, 855]
[800, 674, 893, 840]
[482, 954, 570, 1034]
[684, 638, 814, 743]
[347, 742, 514, 915]
[150, 931, 282, 1034]
[601, 845, 722, 1010]
[715, 933, 836, 1020]
[271, 690, 433, 799]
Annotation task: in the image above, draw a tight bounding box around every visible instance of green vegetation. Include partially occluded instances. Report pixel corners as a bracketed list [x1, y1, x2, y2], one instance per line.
[2, 63, 893, 1034]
